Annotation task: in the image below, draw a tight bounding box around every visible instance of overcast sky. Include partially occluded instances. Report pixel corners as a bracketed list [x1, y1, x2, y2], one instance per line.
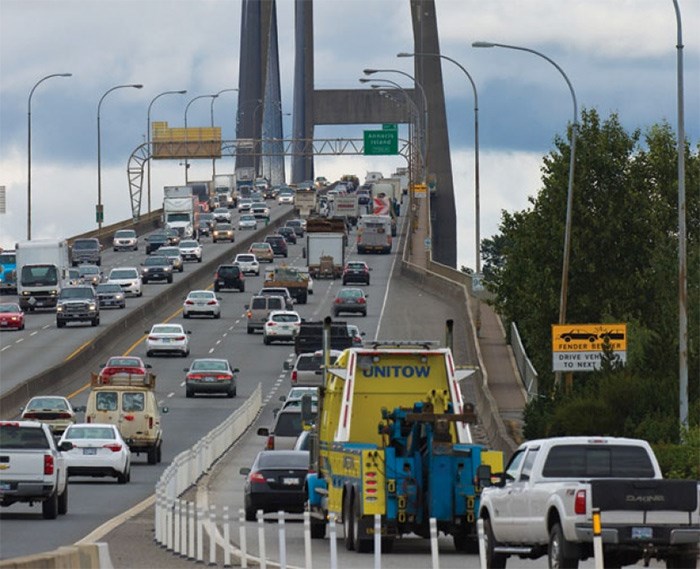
[1, 0, 698, 269]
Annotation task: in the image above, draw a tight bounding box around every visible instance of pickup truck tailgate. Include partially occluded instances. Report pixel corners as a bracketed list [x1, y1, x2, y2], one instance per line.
[0, 450, 49, 483]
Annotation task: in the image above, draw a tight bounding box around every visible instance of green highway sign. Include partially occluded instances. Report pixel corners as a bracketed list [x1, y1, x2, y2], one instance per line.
[364, 129, 398, 156]
[382, 123, 398, 130]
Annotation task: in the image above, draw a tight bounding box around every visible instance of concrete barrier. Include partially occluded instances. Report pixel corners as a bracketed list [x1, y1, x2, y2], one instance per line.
[0, 543, 112, 569]
[0, 210, 295, 419]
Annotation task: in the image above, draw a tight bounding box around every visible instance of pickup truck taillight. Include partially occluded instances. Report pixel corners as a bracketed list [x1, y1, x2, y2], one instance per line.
[44, 455, 54, 475]
[574, 489, 587, 514]
[265, 436, 274, 450]
[291, 370, 298, 384]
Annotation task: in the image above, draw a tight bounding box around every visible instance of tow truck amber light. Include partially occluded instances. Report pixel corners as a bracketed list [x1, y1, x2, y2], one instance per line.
[574, 489, 587, 514]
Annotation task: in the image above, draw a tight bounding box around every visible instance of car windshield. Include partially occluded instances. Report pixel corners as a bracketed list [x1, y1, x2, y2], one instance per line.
[190, 360, 229, 371]
[188, 291, 215, 300]
[64, 426, 116, 440]
[158, 248, 180, 256]
[78, 266, 99, 275]
[180, 241, 198, 248]
[274, 412, 303, 437]
[339, 289, 363, 298]
[0, 425, 50, 449]
[148, 234, 167, 241]
[96, 284, 121, 293]
[73, 240, 98, 250]
[152, 325, 183, 334]
[257, 451, 309, 469]
[0, 304, 21, 313]
[272, 313, 299, 323]
[106, 357, 142, 367]
[236, 255, 255, 262]
[26, 397, 69, 410]
[115, 230, 135, 238]
[144, 257, 169, 266]
[61, 288, 93, 299]
[200, 213, 214, 221]
[110, 269, 138, 279]
[215, 224, 233, 230]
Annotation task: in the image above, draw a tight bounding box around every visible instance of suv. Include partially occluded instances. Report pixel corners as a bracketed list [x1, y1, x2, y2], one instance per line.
[257, 407, 306, 450]
[285, 349, 343, 387]
[264, 234, 288, 258]
[245, 295, 286, 334]
[85, 373, 165, 464]
[342, 261, 371, 285]
[214, 265, 245, 292]
[294, 320, 353, 355]
[56, 285, 100, 328]
[71, 238, 102, 266]
[259, 287, 294, 310]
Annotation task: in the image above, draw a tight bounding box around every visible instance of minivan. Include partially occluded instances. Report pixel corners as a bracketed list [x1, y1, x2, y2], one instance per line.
[245, 295, 286, 334]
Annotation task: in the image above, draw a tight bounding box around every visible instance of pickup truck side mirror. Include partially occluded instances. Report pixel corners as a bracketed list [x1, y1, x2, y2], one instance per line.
[58, 441, 74, 452]
[73, 406, 86, 413]
[239, 467, 251, 476]
[161, 406, 169, 414]
[283, 361, 291, 371]
[257, 427, 270, 437]
[476, 464, 493, 488]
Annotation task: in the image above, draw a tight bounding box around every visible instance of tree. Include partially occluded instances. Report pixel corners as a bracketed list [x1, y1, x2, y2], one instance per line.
[486, 109, 699, 440]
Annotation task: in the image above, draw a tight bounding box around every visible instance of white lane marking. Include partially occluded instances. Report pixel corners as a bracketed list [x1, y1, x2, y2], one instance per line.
[168, 392, 175, 398]
[30, 331, 38, 337]
[180, 381, 186, 387]
[374, 228, 402, 341]
[215, 339, 221, 345]
[15, 338, 23, 344]
[208, 347, 215, 353]
[42, 325, 50, 329]
[1, 346, 10, 352]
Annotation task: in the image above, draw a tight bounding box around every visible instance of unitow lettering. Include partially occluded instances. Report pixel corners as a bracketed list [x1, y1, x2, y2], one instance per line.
[361, 366, 431, 378]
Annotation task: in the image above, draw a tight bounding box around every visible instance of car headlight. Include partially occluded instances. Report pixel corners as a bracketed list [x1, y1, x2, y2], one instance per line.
[89, 303, 97, 310]
[56, 305, 64, 312]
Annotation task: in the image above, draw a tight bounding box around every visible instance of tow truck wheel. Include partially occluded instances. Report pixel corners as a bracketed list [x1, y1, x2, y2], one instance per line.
[310, 517, 325, 539]
[352, 494, 372, 553]
[343, 492, 355, 551]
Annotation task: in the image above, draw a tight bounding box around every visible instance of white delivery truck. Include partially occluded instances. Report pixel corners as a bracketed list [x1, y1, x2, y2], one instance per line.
[163, 186, 199, 239]
[306, 232, 345, 279]
[332, 195, 359, 226]
[15, 238, 71, 311]
[294, 188, 317, 218]
[213, 174, 236, 208]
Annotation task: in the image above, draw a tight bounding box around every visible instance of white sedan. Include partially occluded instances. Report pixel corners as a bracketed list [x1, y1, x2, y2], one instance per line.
[178, 239, 203, 263]
[107, 267, 143, 297]
[183, 290, 221, 319]
[238, 214, 258, 230]
[146, 323, 191, 357]
[59, 423, 131, 484]
[233, 253, 260, 276]
[263, 310, 302, 345]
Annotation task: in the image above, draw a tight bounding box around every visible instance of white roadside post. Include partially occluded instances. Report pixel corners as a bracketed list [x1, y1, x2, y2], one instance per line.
[174, 500, 181, 553]
[278, 511, 287, 569]
[477, 518, 487, 569]
[329, 513, 338, 569]
[196, 505, 204, 562]
[593, 508, 604, 569]
[257, 510, 267, 569]
[374, 513, 382, 569]
[430, 517, 439, 569]
[179, 500, 187, 557]
[239, 508, 248, 568]
[209, 504, 217, 565]
[303, 510, 312, 569]
[188, 502, 195, 560]
[223, 506, 231, 568]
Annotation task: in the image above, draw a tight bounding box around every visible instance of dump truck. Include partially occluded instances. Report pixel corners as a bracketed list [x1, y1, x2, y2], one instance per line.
[304, 217, 347, 279]
[263, 265, 310, 304]
[305, 339, 503, 553]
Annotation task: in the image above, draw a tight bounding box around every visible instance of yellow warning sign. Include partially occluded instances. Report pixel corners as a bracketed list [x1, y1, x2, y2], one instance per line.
[552, 323, 627, 352]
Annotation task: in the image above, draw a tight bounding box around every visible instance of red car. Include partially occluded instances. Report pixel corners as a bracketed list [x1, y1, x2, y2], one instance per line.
[98, 356, 151, 383]
[0, 302, 25, 331]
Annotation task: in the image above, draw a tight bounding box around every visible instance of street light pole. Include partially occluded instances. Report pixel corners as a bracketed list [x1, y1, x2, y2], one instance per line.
[147, 90, 187, 214]
[473, 41, 578, 389]
[211, 89, 238, 179]
[97, 83, 143, 235]
[184, 94, 218, 183]
[363, 68, 429, 181]
[398, 52, 482, 288]
[671, 0, 688, 431]
[27, 73, 72, 241]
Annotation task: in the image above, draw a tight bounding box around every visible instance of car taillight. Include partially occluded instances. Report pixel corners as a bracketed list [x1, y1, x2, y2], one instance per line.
[149, 417, 154, 429]
[249, 471, 266, 484]
[334, 298, 342, 304]
[265, 436, 274, 450]
[247, 311, 253, 318]
[174, 336, 186, 341]
[188, 373, 204, 380]
[22, 412, 37, 419]
[185, 300, 195, 305]
[207, 300, 217, 305]
[214, 272, 220, 279]
[358, 298, 366, 304]
[148, 336, 158, 341]
[86, 416, 92, 423]
[574, 489, 587, 515]
[291, 370, 298, 384]
[57, 412, 72, 419]
[266, 321, 276, 327]
[104, 443, 122, 452]
[216, 374, 232, 381]
[44, 455, 54, 475]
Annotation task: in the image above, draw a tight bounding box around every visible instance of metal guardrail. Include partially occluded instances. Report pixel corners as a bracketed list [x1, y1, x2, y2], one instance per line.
[510, 322, 539, 399]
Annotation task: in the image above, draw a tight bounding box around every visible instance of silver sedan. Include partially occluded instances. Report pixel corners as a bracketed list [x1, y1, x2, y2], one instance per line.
[183, 290, 222, 319]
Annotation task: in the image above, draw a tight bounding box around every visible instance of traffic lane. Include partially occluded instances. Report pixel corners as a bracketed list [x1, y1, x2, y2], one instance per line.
[0, 283, 291, 559]
[0, 203, 293, 398]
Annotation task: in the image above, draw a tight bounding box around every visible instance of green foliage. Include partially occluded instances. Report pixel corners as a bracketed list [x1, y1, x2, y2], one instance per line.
[487, 109, 699, 449]
[652, 426, 700, 479]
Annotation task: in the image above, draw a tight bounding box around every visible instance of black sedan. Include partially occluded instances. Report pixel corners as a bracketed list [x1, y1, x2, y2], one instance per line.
[240, 450, 309, 521]
[277, 227, 297, 245]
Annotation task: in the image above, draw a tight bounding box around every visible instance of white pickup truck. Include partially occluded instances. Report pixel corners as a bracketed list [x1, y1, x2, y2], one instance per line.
[479, 436, 699, 568]
[0, 421, 71, 519]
